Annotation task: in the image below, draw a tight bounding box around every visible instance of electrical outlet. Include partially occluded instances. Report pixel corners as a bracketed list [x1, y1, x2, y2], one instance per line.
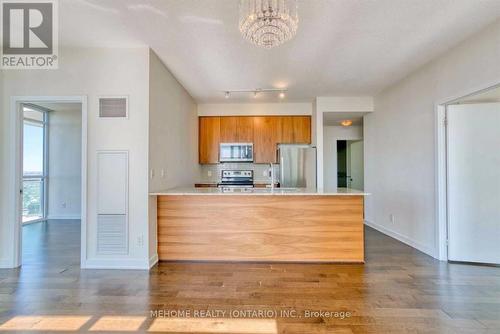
[262, 170, 267, 177]
[150, 169, 155, 179]
[389, 214, 395, 224]
[161, 169, 165, 178]
[207, 170, 212, 177]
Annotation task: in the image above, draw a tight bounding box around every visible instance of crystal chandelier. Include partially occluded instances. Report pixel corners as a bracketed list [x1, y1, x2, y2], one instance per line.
[239, 0, 299, 49]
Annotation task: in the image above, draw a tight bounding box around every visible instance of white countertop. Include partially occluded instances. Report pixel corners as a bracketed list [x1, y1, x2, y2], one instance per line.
[149, 187, 369, 196]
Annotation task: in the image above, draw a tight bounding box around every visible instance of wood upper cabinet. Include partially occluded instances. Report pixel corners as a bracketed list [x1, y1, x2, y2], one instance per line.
[199, 117, 220, 164]
[236, 117, 254, 142]
[281, 117, 295, 143]
[220, 116, 254, 143]
[292, 116, 311, 144]
[199, 115, 311, 164]
[280, 116, 311, 144]
[253, 116, 282, 163]
[220, 117, 238, 142]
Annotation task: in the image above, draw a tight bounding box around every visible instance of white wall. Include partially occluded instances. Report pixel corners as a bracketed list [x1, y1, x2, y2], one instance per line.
[0, 70, 8, 267]
[316, 97, 374, 113]
[311, 99, 317, 146]
[198, 102, 312, 116]
[364, 19, 500, 258]
[323, 126, 363, 191]
[148, 50, 199, 192]
[147, 49, 199, 262]
[0, 47, 151, 268]
[47, 107, 82, 219]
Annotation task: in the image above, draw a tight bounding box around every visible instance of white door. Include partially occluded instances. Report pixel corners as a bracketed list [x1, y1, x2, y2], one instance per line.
[447, 103, 500, 264]
[347, 140, 364, 190]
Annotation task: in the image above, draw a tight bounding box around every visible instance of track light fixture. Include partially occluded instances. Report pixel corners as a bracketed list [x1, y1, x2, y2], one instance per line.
[222, 88, 287, 99]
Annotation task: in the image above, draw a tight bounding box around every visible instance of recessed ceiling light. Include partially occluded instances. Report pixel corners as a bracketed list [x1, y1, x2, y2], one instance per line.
[340, 120, 353, 127]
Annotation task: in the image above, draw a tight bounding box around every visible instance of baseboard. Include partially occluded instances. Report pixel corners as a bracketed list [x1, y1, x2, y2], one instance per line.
[46, 215, 81, 220]
[82, 257, 151, 270]
[149, 254, 159, 268]
[364, 220, 437, 259]
[0, 258, 14, 268]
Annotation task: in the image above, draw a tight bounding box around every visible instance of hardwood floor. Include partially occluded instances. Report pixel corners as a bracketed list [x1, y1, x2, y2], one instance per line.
[0, 220, 499, 333]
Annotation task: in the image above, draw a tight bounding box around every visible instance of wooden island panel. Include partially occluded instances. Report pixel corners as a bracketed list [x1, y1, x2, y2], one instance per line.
[157, 195, 364, 262]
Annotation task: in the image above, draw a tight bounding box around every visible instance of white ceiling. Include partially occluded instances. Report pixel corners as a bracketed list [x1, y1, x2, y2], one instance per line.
[452, 85, 500, 104]
[61, 0, 500, 102]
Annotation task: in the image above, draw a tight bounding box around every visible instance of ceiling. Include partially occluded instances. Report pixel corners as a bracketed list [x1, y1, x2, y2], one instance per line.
[60, 0, 500, 103]
[323, 112, 365, 126]
[451, 85, 500, 104]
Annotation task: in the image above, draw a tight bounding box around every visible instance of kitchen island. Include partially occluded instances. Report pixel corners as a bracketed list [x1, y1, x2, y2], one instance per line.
[150, 187, 369, 263]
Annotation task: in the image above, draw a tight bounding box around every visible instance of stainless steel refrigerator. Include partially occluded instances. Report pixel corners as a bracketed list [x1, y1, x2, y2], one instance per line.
[277, 144, 317, 188]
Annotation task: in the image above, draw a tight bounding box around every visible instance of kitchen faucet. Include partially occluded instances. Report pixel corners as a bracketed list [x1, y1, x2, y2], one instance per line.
[269, 163, 274, 189]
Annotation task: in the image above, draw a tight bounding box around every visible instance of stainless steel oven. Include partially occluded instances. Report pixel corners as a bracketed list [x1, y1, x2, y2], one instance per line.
[217, 170, 254, 188]
[219, 143, 253, 162]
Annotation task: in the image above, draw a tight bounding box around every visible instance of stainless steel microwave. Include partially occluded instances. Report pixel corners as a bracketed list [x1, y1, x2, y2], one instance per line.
[219, 143, 253, 162]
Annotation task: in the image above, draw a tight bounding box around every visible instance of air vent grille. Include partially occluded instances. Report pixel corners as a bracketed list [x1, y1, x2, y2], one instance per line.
[97, 215, 127, 255]
[99, 97, 127, 118]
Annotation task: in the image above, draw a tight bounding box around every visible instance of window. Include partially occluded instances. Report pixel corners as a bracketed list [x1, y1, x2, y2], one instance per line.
[22, 105, 47, 223]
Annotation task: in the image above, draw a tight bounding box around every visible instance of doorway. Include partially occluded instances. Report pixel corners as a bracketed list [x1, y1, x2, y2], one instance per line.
[20, 102, 83, 266]
[439, 84, 500, 265]
[337, 140, 364, 190]
[12, 96, 87, 268]
[322, 114, 364, 191]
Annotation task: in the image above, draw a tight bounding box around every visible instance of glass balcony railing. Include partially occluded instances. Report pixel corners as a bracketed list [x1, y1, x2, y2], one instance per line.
[22, 178, 43, 222]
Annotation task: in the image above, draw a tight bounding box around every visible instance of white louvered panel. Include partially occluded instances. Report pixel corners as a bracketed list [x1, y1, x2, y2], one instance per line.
[97, 215, 127, 254]
[99, 97, 128, 118]
[96, 151, 129, 255]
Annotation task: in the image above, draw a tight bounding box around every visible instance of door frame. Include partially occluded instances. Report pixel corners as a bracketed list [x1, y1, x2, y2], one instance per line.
[10, 96, 88, 268]
[435, 81, 500, 261]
